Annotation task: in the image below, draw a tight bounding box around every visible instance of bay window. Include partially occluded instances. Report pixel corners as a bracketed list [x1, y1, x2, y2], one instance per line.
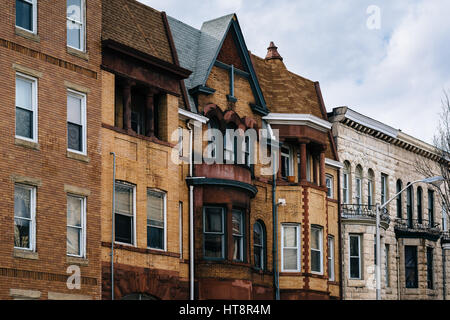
[203, 207, 225, 259]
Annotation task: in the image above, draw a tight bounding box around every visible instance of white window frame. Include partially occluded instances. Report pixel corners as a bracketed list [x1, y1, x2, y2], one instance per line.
[232, 210, 245, 262]
[311, 226, 323, 274]
[381, 174, 387, 204]
[147, 189, 167, 251]
[326, 174, 333, 198]
[16, 0, 38, 34]
[15, 72, 38, 143]
[66, 0, 86, 52]
[368, 178, 373, 207]
[66, 194, 86, 258]
[253, 221, 265, 270]
[14, 184, 36, 252]
[328, 236, 335, 281]
[343, 171, 349, 203]
[67, 89, 87, 155]
[281, 224, 301, 272]
[114, 182, 136, 246]
[349, 234, 362, 280]
[281, 145, 293, 178]
[178, 127, 183, 158]
[355, 176, 362, 205]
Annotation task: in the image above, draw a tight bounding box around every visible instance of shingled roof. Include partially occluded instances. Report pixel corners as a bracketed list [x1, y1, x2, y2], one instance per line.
[102, 0, 175, 65]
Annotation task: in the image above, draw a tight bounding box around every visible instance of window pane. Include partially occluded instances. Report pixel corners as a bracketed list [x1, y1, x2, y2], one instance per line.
[115, 214, 132, 244]
[205, 208, 222, 233]
[147, 191, 164, 225]
[283, 248, 297, 270]
[148, 226, 164, 250]
[204, 234, 223, 258]
[67, 95, 82, 125]
[233, 236, 242, 261]
[232, 211, 242, 235]
[14, 218, 30, 248]
[254, 223, 262, 246]
[311, 250, 321, 272]
[16, 108, 33, 139]
[67, 196, 82, 227]
[115, 185, 132, 215]
[311, 228, 320, 250]
[16, 0, 33, 31]
[14, 186, 31, 219]
[350, 236, 359, 257]
[284, 226, 297, 247]
[67, 22, 81, 49]
[350, 257, 360, 278]
[67, 0, 82, 21]
[68, 122, 82, 151]
[254, 247, 262, 269]
[16, 78, 33, 110]
[67, 226, 81, 256]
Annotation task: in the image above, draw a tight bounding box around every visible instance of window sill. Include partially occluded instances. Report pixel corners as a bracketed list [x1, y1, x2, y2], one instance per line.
[347, 279, 365, 287]
[67, 47, 89, 61]
[15, 27, 40, 42]
[67, 150, 90, 163]
[15, 138, 40, 151]
[66, 256, 89, 266]
[13, 248, 38, 260]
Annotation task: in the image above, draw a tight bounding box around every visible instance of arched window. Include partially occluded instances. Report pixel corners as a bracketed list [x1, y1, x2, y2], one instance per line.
[367, 169, 375, 209]
[396, 180, 403, 218]
[355, 165, 363, 206]
[406, 183, 413, 227]
[343, 161, 350, 204]
[417, 187, 423, 224]
[207, 118, 220, 160]
[224, 123, 237, 163]
[253, 221, 266, 270]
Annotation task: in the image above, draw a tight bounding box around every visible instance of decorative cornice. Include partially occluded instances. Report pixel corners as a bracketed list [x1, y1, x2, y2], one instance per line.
[186, 177, 258, 198]
[325, 158, 344, 169]
[263, 113, 332, 132]
[178, 108, 209, 124]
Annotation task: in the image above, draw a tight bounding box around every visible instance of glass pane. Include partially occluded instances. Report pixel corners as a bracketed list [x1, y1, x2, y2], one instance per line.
[205, 208, 222, 233]
[283, 226, 297, 248]
[16, 107, 33, 139]
[148, 226, 164, 250]
[204, 234, 223, 258]
[283, 248, 297, 270]
[253, 223, 262, 246]
[68, 122, 82, 151]
[311, 250, 321, 272]
[16, 78, 32, 110]
[67, 227, 81, 255]
[350, 257, 360, 278]
[115, 214, 132, 244]
[14, 218, 30, 248]
[254, 247, 262, 269]
[15, 185, 31, 219]
[115, 185, 132, 215]
[311, 228, 320, 250]
[233, 236, 242, 261]
[147, 192, 164, 224]
[67, 196, 82, 227]
[16, 0, 33, 31]
[67, 22, 81, 49]
[232, 211, 242, 235]
[350, 236, 359, 257]
[67, 0, 82, 21]
[67, 95, 82, 125]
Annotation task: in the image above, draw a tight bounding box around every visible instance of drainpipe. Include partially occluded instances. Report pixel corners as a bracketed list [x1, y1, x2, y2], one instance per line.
[110, 152, 116, 300]
[272, 149, 280, 300]
[337, 169, 343, 300]
[443, 247, 446, 300]
[396, 240, 401, 300]
[187, 121, 195, 300]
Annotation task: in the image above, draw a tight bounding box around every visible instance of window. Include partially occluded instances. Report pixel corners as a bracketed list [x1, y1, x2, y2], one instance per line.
[328, 236, 335, 281]
[254, 221, 265, 270]
[385, 244, 390, 287]
[14, 184, 36, 250]
[417, 187, 423, 224]
[67, 195, 86, 257]
[178, 127, 183, 158]
[114, 182, 135, 245]
[311, 226, 323, 274]
[15, 73, 37, 142]
[281, 146, 292, 178]
[67, 0, 85, 51]
[428, 190, 435, 227]
[232, 210, 244, 262]
[281, 224, 300, 272]
[326, 175, 333, 198]
[224, 124, 238, 163]
[343, 161, 350, 204]
[147, 190, 166, 250]
[207, 119, 219, 160]
[405, 246, 418, 288]
[443, 203, 448, 231]
[427, 247, 434, 289]
[349, 234, 361, 279]
[381, 174, 388, 204]
[203, 207, 225, 259]
[396, 180, 403, 218]
[406, 183, 413, 227]
[67, 90, 87, 154]
[368, 169, 374, 208]
[355, 166, 362, 206]
[16, 0, 37, 33]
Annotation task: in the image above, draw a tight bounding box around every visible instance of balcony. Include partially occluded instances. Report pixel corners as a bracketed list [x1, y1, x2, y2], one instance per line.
[441, 231, 450, 247]
[341, 204, 390, 229]
[394, 218, 441, 242]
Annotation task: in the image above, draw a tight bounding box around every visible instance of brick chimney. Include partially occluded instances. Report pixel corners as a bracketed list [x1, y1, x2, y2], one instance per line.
[265, 41, 283, 61]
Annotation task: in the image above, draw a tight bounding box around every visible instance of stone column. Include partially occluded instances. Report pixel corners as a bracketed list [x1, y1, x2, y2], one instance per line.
[122, 80, 134, 132]
[320, 150, 326, 187]
[145, 88, 157, 137]
[300, 143, 307, 182]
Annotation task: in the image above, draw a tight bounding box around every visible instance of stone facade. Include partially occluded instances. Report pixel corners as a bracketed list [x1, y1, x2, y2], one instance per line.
[329, 107, 450, 300]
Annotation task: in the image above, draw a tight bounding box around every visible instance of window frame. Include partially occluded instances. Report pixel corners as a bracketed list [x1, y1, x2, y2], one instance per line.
[114, 181, 136, 246]
[232, 209, 245, 262]
[146, 189, 167, 251]
[14, 183, 36, 252]
[349, 234, 362, 280]
[15, 72, 38, 143]
[385, 244, 390, 287]
[311, 226, 323, 274]
[427, 247, 434, 289]
[253, 221, 265, 270]
[280, 145, 292, 178]
[66, 194, 86, 258]
[325, 174, 333, 199]
[428, 189, 435, 226]
[381, 173, 388, 205]
[203, 206, 226, 260]
[66, 0, 86, 52]
[405, 245, 418, 289]
[281, 223, 301, 273]
[328, 236, 335, 281]
[15, 0, 38, 34]
[67, 89, 87, 155]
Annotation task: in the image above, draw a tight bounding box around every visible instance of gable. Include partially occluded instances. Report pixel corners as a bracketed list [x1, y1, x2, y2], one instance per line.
[216, 30, 246, 71]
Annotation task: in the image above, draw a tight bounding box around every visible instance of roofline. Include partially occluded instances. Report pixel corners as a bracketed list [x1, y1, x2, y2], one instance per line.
[263, 113, 333, 132]
[179, 108, 209, 124]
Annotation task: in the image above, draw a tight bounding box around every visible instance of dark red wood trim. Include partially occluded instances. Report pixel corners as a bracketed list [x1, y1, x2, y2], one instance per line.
[101, 123, 175, 148]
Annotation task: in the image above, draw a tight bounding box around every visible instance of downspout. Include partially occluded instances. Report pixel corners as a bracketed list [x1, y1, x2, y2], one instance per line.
[110, 152, 116, 300]
[443, 247, 446, 300]
[337, 169, 343, 300]
[187, 121, 195, 300]
[396, 240, 401, 300]
[272, 148, 280, 300]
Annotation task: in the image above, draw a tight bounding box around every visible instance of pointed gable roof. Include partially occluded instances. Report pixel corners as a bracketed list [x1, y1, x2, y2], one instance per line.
[168, 14, 268, 115]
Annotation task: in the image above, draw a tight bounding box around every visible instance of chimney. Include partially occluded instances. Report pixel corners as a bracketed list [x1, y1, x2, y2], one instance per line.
[265, 41, 283, 61]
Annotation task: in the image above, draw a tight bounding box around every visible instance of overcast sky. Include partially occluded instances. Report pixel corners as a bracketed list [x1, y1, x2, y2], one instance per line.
[138, 0, 450, 144]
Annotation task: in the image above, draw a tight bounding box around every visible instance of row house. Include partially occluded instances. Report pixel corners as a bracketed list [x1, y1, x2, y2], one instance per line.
[0, 0, 103, 299]
[329, 107, 450, 300]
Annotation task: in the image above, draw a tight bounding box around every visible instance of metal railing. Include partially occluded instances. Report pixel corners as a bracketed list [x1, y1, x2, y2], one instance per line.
[394, 218, 441, 235]
[441, 231, 450, 243]
[341, 204, 390, 223]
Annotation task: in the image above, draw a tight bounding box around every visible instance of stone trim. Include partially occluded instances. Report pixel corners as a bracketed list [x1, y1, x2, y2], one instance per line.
[10, 288, 41, 300]
[48, 292, 92, 300]
[67, 46, 89, 61]
[11, 174, 42, 187]
[15, 27, 40, 43]
[15, 138, 40, 150]
[13, 63, 43, 78]
[64, 80, 90, 94]
[67, 150, 90, 163]
[13, 248, 39, 260]
[67, 256, 89, 266]
[64, 184, 91, 197]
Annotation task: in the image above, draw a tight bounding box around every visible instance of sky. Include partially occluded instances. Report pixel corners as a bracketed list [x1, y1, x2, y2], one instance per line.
[138, 0, 450, 144]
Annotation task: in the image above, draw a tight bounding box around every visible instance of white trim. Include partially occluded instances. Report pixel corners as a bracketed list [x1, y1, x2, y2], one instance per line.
[15, 72, 38, 144]
[147, 189, 167, 252]
[328, 236, 335, 281]
[325, 158, 344, 169]
[311, 226, 323, 275]
[67, 89, 87, 156]
[13, 184, 36, 252]
[349, 234, 362, 280]
[281, 224, 301, 272]
[66, 0, 86, 52]
[178, 108, 209, 124]
[15, 0, 38, 34]
[325, 174, 334, 199]
[66, 194, 86, 258]
[114, 182, 136, 247]
[263, 113, 332, 132]
[344, 108, 398, 138]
